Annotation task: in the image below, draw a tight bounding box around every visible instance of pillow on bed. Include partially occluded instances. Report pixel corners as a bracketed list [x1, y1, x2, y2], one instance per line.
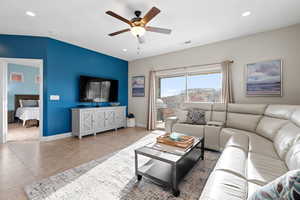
[19, 100, 38, 107]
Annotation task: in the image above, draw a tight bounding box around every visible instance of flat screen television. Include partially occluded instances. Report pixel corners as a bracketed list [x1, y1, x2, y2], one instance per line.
[79, 76, 118, 102]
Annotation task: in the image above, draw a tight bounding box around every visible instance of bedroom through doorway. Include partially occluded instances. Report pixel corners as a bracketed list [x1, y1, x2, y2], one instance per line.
[0, 58, 43, 143]
[7, 63, 40, 142]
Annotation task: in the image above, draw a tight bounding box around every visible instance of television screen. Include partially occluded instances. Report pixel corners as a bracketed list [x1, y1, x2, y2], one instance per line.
[79, 76, 118, 102]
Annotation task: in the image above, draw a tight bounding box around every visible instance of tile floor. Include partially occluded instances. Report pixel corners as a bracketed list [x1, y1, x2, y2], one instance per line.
[7, 123, 39, 142]
[0, 127, 149, 200]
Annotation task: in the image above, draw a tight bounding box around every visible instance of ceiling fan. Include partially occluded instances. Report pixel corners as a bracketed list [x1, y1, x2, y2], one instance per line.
[106, 7, 172, 44]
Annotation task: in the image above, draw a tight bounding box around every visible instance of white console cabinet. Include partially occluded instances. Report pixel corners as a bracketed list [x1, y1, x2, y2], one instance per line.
[71, 106, 126, 139]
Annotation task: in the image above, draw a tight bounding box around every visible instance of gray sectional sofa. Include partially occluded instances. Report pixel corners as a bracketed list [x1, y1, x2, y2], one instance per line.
[166, 103, 300, 199]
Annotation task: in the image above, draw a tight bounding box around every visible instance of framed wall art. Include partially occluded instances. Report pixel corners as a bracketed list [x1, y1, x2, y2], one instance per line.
[245, 59, 282, 96]
[132, 76, 145, 97]
[10, 72, 24, 82]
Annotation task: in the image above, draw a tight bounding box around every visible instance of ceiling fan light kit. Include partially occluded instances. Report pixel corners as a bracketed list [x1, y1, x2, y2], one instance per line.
[130, 26, 145, 37]
[106, 6, 172, 44]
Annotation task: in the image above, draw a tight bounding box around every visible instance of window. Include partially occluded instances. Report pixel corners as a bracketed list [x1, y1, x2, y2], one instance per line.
[156, 68, 222, 129]
[187, 72, 222, 103]
[159, 72, 222, 104]
[159, 75, 186, 109]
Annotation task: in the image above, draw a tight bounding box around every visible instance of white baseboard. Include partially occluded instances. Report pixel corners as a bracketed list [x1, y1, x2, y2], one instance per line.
[136, 123, 146, 128]
[41, 132, 72, 141]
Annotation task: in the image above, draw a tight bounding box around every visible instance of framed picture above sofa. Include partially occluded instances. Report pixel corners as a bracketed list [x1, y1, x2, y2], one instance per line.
[245, 59, 282, 96]
[132, 76, 145, 97]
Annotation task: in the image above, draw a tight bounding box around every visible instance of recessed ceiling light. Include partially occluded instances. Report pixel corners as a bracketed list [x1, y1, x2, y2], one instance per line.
[26, 11, 36, 17]
[242, 11, 251, 17]
[122, 49, 127, 52]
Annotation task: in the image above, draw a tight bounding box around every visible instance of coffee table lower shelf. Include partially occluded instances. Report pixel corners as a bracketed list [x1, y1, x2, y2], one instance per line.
[138, 159, 172, 182]
[135, 136, 204, 197]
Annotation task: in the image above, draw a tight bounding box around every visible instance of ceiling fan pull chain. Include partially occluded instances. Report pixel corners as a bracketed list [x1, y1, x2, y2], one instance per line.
[137, 45, 141, 55]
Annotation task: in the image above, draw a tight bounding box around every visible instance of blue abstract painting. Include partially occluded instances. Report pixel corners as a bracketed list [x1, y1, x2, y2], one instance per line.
[246, 59, 282, 96]
[132, 76, 145, 97]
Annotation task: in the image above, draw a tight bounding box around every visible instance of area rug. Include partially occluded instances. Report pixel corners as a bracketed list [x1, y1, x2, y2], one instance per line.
[25, 131, 220, 200]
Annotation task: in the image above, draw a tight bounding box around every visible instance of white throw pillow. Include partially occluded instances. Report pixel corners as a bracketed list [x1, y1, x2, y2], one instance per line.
[175, 110, 188, 123]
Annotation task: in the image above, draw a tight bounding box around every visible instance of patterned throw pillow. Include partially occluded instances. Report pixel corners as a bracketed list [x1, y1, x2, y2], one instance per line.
[248, 170, 300, 200]
[185, 108, 206, 125]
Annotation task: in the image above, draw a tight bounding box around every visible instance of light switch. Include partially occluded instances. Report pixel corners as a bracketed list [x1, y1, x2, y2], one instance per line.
[50, 95, 60, 101]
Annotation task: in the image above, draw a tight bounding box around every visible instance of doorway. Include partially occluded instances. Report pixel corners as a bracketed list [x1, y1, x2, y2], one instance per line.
[0, 58, 43, 143]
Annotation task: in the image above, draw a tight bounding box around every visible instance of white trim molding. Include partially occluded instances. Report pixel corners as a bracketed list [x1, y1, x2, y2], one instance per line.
[41, 132, 72, 141]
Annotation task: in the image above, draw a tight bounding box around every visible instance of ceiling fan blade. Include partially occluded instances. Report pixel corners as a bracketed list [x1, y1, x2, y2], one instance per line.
[108, 29, 130, 36]
[137, 36, 145, 44]
[106, 11, 132, 26]
[142, 7, 161, 24]
[146, 26, 172, 34]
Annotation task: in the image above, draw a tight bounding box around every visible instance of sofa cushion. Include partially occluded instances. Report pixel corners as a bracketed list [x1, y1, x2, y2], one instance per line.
[226, 113, 261, 132]
[248, 170, 300, 200]
[212, 111, 226, 123]
[291, 108, 300, 127]
[264, 104, 297, 120]
[199, 170, 247, 200]
[211, 103, 227, 122]
[225, 134, 249, 152]
[274, 122, 300, 160]
[172, 123, 204, 138]
[220, 128, 279, 159]
[214, 146, 247, 178]
[227, 103, 267, 115]
[256, 116, 287, 141]
[247, 152, 288, 185]
[285, 142, 300, 170]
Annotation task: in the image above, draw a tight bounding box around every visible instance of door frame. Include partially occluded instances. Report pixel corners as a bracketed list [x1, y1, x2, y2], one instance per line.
[0, 58, 43, 143]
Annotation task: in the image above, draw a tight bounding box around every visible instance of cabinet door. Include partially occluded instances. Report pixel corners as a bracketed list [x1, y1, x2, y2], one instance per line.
[105, 110, 115, 128]
[80, 110, 93, 133]
[115, 109, 125, 127]
[93, 110, 105, 131]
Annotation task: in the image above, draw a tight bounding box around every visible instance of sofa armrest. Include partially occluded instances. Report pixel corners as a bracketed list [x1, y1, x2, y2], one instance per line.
[205, 122, 224, 151]
[165, 116, 179, 133]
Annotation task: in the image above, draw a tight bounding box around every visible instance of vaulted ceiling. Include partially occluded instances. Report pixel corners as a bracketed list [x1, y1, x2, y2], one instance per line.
[1, 0, 300, 61]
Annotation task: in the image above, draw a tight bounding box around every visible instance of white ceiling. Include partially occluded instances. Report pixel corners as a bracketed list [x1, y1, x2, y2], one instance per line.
[1, 0, 300, 61]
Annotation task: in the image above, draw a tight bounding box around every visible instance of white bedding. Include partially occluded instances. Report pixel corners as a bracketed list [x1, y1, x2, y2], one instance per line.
[16, 107, 40, 123]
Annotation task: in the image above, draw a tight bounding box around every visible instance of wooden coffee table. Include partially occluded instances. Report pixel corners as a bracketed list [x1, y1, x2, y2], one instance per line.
[134, 136, 204, 197]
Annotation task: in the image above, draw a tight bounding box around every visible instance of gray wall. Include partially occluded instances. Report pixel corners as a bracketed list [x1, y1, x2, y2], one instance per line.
[128, 24, 300, 127]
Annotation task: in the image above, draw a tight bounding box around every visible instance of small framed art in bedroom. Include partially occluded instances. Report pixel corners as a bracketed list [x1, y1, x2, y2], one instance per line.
[245, 59, 282, 96]
[10, 72, 24, 82]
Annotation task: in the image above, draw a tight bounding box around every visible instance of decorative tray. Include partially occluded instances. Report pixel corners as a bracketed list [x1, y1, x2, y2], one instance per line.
[156, 133, 194, 149]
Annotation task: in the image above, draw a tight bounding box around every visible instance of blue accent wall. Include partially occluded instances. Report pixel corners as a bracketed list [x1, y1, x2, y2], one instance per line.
[0, 34, 128, 137]
[7, 63, 39, 111]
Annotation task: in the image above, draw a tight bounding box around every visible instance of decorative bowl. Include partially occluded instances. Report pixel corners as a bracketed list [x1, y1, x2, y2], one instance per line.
[169, 132, 185, 141]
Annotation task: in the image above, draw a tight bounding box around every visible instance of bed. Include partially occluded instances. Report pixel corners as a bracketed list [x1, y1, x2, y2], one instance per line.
[14, 95, 40, 127]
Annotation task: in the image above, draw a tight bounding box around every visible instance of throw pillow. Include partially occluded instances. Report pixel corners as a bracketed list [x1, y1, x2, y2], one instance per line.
[248, 170, 300, 200]
[175, 110, 188, 123]
[19, 99, 38, 107]
[186, 108, 206, 125]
